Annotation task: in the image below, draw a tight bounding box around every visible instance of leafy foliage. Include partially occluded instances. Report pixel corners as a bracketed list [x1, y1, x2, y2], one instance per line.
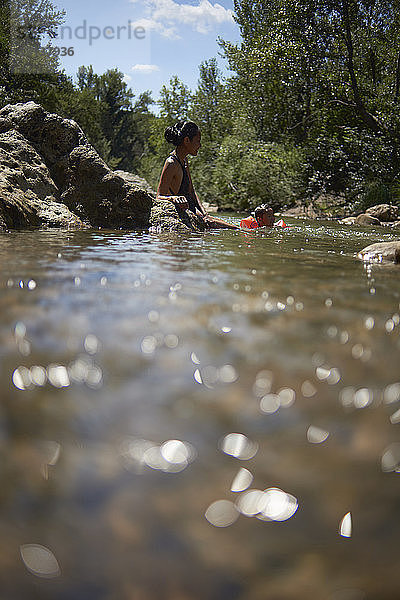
[137, 75, 193, 189]
[0, 2, 154, 174]
[0, 0, 68, 107]
[73, 66, 154, 171]
[211, 126, 304, 211]
[216, 0, 400, 208]
[2, 0, 400, 214]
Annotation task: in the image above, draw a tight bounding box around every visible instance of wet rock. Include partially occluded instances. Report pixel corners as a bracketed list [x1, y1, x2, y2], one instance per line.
[0, 181, 41, 229]
[59, 145, 153, 228]
[365, 204, 398, 222]
[0, 129, 58, 199]
[29, 196, 85, 228]
[0, 102, 84, 192]
[0, 129, 82, 229]
[355, 213, 381, 226]
[149, 199, 207, 233]
[114, 171, 155, 195]
[340, 204, 400, 229]
[358, 241, 400, 264]
[340, 216, 356, 225]
[0, 102, 205, 233]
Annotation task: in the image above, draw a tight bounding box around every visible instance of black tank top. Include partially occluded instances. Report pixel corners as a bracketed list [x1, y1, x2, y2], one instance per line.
[169, 153, 199, 213]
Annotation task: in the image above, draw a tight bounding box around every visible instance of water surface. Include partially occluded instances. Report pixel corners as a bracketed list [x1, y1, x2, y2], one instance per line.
[0, 218, 399, 599]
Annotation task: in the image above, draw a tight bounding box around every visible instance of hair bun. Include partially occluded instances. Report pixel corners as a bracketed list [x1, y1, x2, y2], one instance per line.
[164, 125, 179, 145]
[164, 120, 199, 146]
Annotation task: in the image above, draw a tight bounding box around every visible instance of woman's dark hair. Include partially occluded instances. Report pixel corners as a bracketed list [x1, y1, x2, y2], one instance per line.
[164, 120, 199, 146]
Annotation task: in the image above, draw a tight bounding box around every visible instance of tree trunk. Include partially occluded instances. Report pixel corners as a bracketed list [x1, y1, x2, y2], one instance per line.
[341, 0, 383, 135]
[395, 51, 400, 102]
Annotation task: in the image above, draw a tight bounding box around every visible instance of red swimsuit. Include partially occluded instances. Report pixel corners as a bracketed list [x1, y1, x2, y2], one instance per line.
[240, 216, 288, 229]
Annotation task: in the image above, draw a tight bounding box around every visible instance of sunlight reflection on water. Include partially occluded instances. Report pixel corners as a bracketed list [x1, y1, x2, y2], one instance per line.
[1, 222, 400, 599]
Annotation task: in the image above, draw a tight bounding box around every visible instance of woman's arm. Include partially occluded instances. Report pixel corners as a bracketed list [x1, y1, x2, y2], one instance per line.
[157, 159, 189, 210]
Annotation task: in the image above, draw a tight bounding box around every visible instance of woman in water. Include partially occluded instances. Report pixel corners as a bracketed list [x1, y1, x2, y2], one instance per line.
[157, 120, 239, 229]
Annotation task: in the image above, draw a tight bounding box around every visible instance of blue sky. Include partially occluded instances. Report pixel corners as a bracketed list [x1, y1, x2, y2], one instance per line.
[51, 0, 241, 108]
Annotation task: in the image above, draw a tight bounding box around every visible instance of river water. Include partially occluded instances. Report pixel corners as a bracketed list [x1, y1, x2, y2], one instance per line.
[0, 218, 399, 599]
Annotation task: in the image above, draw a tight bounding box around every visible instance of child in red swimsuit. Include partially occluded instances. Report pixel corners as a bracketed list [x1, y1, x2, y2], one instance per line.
[241, 205, 287, 229]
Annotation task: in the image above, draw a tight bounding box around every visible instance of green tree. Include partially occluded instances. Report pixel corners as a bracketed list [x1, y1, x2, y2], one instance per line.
[190, 59, 231, 204]
[158, 75, 192, 121]
[56, 78, 111, 161]
[220, 0, 400, 202]
[211, 122, 303, 211]
[115, 91, 155, 172]
[75, 66, 154, 171]
[138, 75, 193, 188]
[1, 0, 66, 108]
[191, 58, 226, 145]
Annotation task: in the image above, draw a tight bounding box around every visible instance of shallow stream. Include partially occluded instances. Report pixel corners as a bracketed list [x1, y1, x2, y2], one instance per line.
[0, 217, 399, 599]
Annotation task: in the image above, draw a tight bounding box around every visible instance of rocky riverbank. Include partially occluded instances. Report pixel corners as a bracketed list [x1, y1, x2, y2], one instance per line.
[340, 204, 400, 228]
[283, 197, 400, 228]
[1, 102, 400, 247]
[282, 198, 400, 264]
[0, 102, 202, 233]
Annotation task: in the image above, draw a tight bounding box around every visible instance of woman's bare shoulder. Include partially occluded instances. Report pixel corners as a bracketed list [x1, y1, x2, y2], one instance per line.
[161, 156, 179, 172]
[165, 155, 178, 166]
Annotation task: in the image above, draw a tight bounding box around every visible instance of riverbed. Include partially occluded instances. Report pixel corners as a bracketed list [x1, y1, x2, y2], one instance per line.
[0, 217, 399, 599]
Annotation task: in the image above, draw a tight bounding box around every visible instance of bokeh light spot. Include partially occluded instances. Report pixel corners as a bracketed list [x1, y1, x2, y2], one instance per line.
[220, 433, 258, 460]
[231, 467, 253, 492]
[339, 512, 352, 537]
[205, 500, 239, 527]
[20, 544, 61, 578]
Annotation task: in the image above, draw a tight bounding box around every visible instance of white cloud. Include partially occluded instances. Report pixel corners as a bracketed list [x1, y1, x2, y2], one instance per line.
[130, 0, 234, 39]
[123, 73, 132, 82]
[130, 17, 178, 40]
[131, 64, 160, 73]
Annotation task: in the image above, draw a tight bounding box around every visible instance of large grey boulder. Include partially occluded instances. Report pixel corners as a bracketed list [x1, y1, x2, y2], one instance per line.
[365, 204, 398, 222]
[114, 170, 155, 195]
[0, 102, 84, 192]
[358, 241, 400, 264]
[59, 145, 152, 228]
[0, 102, 194, 232]
[0, 128, 83, 229]
[150, 199, 207, 233]
[355, 213, 381, 226]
